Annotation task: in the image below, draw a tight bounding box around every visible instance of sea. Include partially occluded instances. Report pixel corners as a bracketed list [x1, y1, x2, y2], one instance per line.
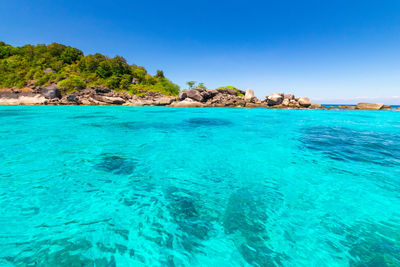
[0, 105, 399, 266]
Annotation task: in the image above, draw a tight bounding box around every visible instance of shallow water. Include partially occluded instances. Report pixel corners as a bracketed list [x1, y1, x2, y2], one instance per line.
[0, 106, 400, 266]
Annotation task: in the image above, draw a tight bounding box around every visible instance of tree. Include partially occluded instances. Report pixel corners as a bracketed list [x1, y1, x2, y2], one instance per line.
[0, 42, 181, 96]
[155, 70, 165, 78]
[198, 82, 206, 89]
[58, 75, 86, 93]
[186, 81, 196, 89]
[60, 47, 83, 64]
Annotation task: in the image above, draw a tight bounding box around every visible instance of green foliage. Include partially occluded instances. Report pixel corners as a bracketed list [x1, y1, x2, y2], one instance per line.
[58, 75, 86, 93]
[60, 47, 83, 64]
[217, 85, 244, 96]
[186, 81, 196, 89]
[198, 82, 206, 89]
[0, 41, 180, 96]
[217, 85, 238, 90]
[155, 70, 164, 78]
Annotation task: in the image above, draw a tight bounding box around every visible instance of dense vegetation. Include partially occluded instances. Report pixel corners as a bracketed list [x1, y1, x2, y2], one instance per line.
[0, 42, 180, 96]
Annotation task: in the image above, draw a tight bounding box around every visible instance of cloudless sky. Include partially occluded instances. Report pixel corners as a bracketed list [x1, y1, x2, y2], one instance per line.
[1, 0, 400, 103]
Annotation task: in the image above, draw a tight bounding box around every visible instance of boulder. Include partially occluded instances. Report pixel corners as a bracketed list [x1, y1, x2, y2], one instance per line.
[282, 99, 290, 106]
[266, 93, 284, 106]
[244, 89, 255, 102]
[245, 102, 267, 108]
[226, 89, 238, 95]
[200, 90, 213, 100]
[40, 85, 61, 99]
[337, 105, 356, 109]
[209, 89, 219, 97]
[356, 102, 384, 110]
[310, 104, 323, 109]
[131, 77, 139, 84]
[178, 91, 187, 101]
[186, 89, 204, 102]
[288, 99, 300, 108]
[284, 94, 295, 100]
[92, 95, 126, 104]
[66, 94, 80, 104]
[154, 97, 174, 106]
[170, 99, 204, 107]
[95, 87, 111, 94]
[43, 68, 56, 74]
[298, 97, 311, 107]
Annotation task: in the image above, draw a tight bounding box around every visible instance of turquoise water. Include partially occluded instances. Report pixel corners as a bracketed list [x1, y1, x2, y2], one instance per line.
[1, 106, 400, 266]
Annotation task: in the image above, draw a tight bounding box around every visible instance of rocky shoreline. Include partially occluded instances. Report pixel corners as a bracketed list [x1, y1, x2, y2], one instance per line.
[0, 86, 397, 110]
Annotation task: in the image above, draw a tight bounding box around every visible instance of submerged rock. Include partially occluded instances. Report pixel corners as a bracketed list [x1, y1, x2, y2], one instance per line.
[223, 187, 284, 266]
[94, 155, 137, 175]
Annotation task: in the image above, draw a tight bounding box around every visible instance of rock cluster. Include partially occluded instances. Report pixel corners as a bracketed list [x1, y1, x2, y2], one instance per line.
[0, 85, 393, 110]
[173, 88, 246, 107]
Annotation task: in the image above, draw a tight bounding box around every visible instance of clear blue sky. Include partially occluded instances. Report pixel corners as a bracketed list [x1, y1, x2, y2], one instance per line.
[1, 0, 400, 103]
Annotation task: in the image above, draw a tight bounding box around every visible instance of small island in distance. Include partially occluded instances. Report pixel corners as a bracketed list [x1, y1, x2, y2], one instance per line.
[0, 41, 395, 110]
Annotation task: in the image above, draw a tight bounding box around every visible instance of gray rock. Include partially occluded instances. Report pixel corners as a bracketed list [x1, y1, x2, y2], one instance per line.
[298, 97, 311, 107]
[266, 93, 283, 106]
[356, 102, 384, 110]
[226, 89, 238, 95]
[95, 87, 111, 94]
[40, 85, 61, 99]
[186, 89, 204, 102]
[284, 94, 295, 100]
[200, 90, 213, 100]
[66, 94, 80, 104]
[170, 99, 204, 107]
[92, 95, 126, 104]
[154, 97, 174, 106]
[310, 104, 323, 109]
[43, 68, 56, 74]
[282, 98, 290, 106]
[244, 89, 255, 102]
[178, 91, 187, 101]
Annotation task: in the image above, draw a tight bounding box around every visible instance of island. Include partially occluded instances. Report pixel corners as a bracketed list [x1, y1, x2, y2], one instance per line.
[0, 42, 395, 110]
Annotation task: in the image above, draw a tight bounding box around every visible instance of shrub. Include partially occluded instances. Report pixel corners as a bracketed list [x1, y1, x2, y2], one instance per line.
[58, 75, 86, 93]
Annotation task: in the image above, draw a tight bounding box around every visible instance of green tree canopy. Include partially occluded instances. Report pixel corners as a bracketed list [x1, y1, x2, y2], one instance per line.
[0, 42, 180, 96]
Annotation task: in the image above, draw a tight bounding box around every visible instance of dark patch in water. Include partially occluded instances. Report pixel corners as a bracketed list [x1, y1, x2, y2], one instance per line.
[184, 117, 232, 127]
[321, 214, 400, 266]
[0, 110, 38, 117]
[144, 110, 179, 114]
[69, 114, 116, 119]
[223, 187, 285, 266]
[8, 238, 115, 266]
[164, 186, 212, 253]
[342, 221, 400, 266]
[94, 154, 137, 175]
[301, 126, 400, 167]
